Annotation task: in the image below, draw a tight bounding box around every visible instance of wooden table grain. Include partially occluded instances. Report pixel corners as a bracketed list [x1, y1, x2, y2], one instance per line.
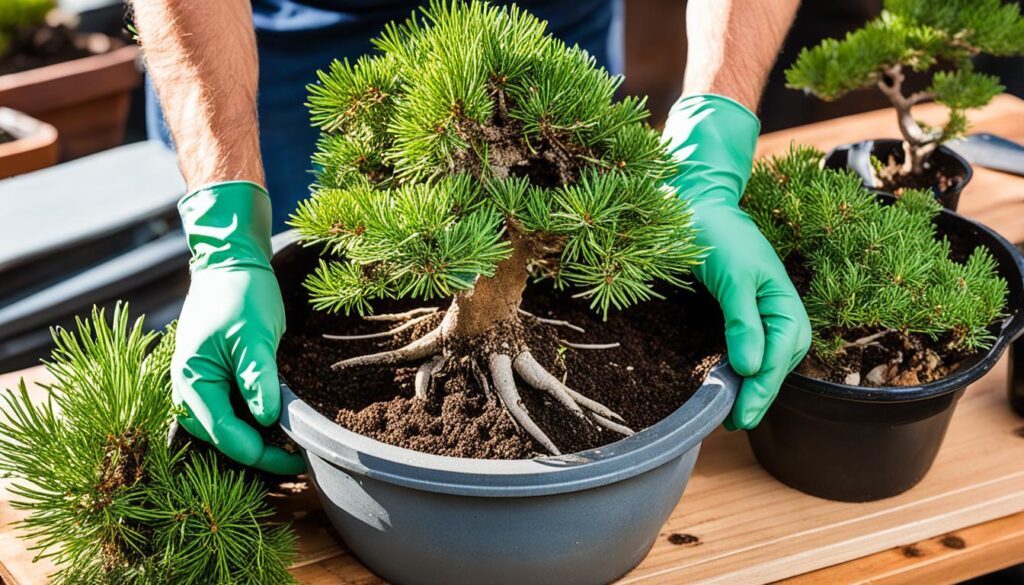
[2, 95, 1024, 585]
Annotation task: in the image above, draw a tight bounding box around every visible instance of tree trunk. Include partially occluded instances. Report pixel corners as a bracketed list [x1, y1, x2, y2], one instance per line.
[442, 227, 531, 338]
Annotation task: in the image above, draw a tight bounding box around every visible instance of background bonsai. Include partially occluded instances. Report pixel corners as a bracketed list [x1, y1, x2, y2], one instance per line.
[785, 0, 1024, 186]
[0, 0, 51, 58]
[290, 1, 702, 454]
[0, 306, 296, 585]
[742, 147, 1007, 386]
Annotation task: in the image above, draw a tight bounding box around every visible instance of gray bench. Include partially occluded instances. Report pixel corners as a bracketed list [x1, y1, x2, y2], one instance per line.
[0, 141, 188, 371]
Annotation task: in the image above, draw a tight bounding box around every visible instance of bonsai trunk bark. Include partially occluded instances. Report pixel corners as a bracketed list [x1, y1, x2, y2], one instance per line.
[877, 65, 937, 177]
[325, 226, 635, 455]
[441, 229, 531, 338]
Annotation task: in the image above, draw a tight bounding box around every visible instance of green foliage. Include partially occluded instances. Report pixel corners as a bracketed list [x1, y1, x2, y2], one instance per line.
[0, 305, 296, 585]
[742, 147, 1008, 359]
[786, 0, 1024, 147]
[0, 0, 52, 56]
[291, 0, 700, 318]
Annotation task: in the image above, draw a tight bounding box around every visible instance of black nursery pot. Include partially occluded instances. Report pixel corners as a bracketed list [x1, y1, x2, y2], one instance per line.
[824, 138, 973, 211]
[748, 208, 1024, 502]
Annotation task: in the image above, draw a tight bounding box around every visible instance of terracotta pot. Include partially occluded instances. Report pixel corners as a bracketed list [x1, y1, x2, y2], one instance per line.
[0, 45, 140, 161]
[0, 107, 58, 179]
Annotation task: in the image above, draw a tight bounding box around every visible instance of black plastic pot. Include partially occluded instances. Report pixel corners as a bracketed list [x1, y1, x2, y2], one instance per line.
[271, 233, 740, 585]
[748, 207, 1024, 502]
[824, 138, 973, 210]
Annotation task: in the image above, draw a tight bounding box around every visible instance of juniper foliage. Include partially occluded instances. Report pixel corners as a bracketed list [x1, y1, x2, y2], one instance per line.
[0, 0, 51, 57]
[290, 0, 700, 318]
[785, 0, 1024, 174]
[742, 147, 1007, 361]
[0, 305, 296, 585]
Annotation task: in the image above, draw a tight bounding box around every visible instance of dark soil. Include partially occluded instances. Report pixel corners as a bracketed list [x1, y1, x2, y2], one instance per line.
[278, 283, 726, 459]
[667, 533, 701, 546]
[875, 146, 967, 202]
[0, 128, 12, 144]
[0, 24, 118, 76]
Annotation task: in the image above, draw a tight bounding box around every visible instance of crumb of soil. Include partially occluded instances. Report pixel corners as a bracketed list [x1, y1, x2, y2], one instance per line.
[278, 283, 726, 459]
[901, 545, 925, 558]
[0, 129, 12, 144]
[667, 533, 701, 546]
[940, 535, 966, 550]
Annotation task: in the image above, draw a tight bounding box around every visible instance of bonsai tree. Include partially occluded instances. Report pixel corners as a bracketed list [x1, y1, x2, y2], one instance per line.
[741, 147, 1008, 386]
[785, 0, 1024, 180]
[0, 0, 51, 58]
[290, 1, 702, 454]
[0, 306, 296, 585]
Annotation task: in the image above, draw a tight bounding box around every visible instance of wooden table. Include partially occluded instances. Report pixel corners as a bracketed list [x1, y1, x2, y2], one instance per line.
[3, 96, 1024, 585]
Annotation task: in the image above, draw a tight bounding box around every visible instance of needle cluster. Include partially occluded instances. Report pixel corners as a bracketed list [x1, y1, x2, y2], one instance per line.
[290, 0, 701, 318]
[0, 306, 296, 585]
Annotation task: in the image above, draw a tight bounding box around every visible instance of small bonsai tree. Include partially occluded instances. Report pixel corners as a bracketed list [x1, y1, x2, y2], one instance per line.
[785, 0, 1024, 180]
[0, 0, 51, 58]
[0, 306, 296, 585]
[741, 147, 1007, 386]
[290, 1, 701, 454]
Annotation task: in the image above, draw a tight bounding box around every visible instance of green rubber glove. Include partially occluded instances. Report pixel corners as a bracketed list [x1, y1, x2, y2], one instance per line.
[663, 95, 812, 430]
[172, 181, 305, 474]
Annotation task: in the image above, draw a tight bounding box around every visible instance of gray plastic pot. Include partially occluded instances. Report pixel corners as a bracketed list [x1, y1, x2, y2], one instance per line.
[274, 233, 739, 585]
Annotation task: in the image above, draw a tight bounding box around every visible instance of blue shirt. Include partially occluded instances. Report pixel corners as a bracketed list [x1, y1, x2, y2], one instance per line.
[149, 1, 622, 231]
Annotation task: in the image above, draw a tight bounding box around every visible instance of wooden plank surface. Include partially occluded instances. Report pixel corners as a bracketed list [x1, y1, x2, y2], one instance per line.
[3, 97, 1024, 584]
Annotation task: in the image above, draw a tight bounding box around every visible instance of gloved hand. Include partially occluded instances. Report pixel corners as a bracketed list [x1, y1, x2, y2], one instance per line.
[173, 181, 305, 474]
[663, 94, 811, 430]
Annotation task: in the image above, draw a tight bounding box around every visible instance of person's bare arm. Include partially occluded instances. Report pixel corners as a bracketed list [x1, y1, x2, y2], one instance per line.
[131, 0, 263, 190]
[682, 0, 800, 111]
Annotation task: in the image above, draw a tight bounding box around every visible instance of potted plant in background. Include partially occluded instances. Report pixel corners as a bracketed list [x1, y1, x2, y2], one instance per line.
[740, 147, 1024, 502]
[275, 2, 738, 584]
[0, 105, 56, 178]
[785, 0, 1024, 210]
[0, 306, 298, 584]
[0, 0, 140, 160]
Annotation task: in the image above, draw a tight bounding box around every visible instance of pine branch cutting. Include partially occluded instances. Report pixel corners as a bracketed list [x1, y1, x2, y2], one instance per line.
[785, 0, 1024, 182]
[0, 305, 297, 585]
[290, 0, 703, 455]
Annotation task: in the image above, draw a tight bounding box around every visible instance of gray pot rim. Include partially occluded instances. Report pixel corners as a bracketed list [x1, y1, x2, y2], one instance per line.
[279, 360, 739, 498]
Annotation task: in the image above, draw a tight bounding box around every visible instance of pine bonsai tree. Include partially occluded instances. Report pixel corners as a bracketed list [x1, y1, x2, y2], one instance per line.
[0, 306, 296, 585]
[289, 1, 702, 454]
[742, 147, 1008, 386]
[0, 0, 51, 57]
[785, 0, 1024, 180]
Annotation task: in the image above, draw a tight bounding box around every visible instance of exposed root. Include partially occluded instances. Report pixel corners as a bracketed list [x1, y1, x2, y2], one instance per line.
[560, 341, 620, 350]
[591, 413, 635, 436]
[489, 353, 561, 455]
[363, 307, 438, 322]
[414, 355, 446, 400]
[324, 313, 434, 341]
[331, 327, 441, 369]
[842, 329, 897, 350]
[514, 350, 633, 433]
[518, 308, 585, 333]
[563, 387, 627, 424]
[513, 351, 586, 418]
